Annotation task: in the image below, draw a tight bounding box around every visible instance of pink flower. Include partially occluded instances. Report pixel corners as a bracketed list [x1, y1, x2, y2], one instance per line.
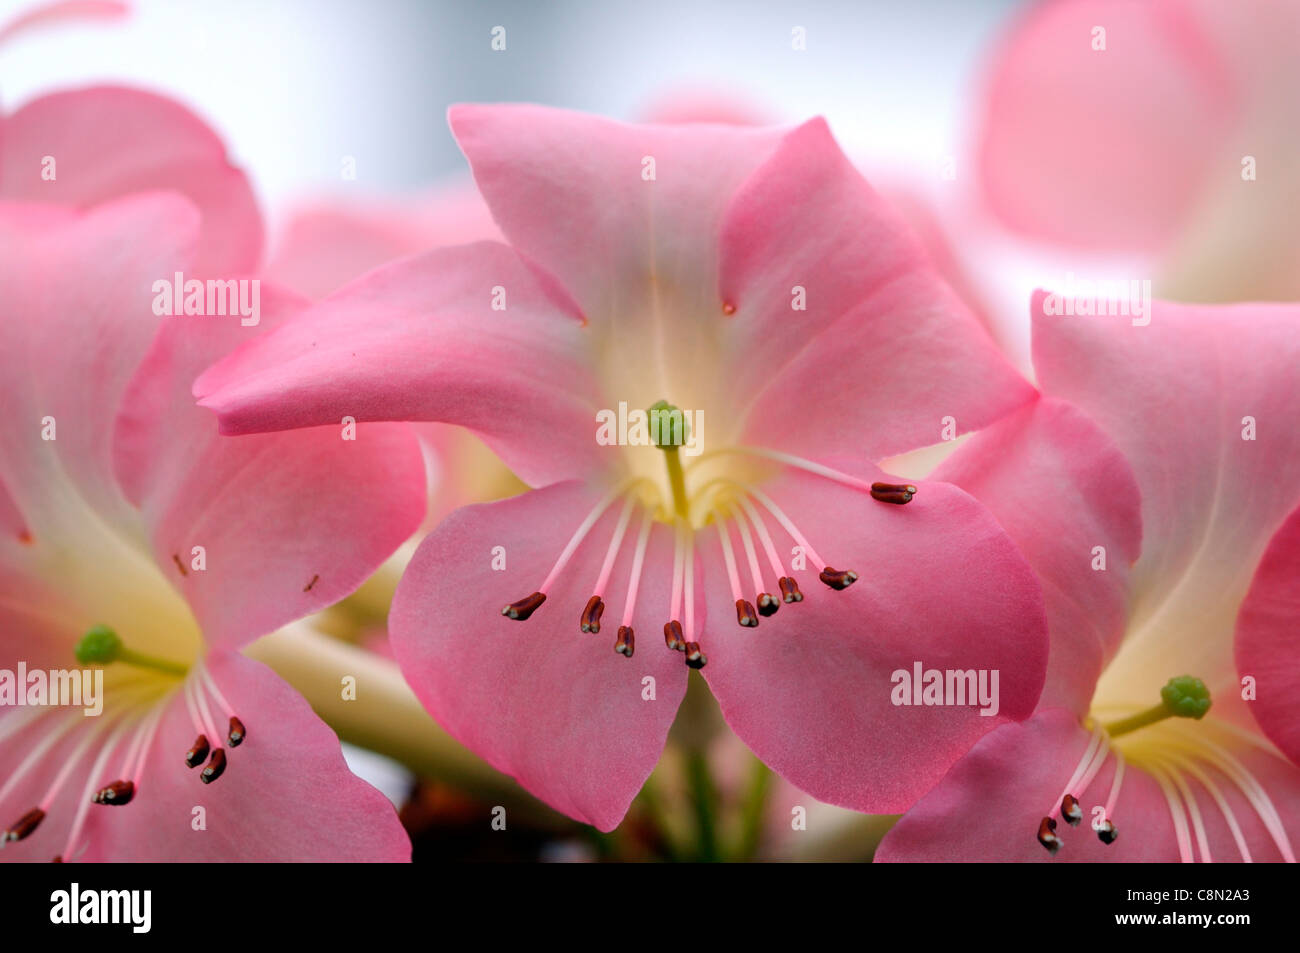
[0, 92, 427, 860]
[977, 0, 1300, 300]
[195, 104, 1049, 830]
[878, 293, 1300, 862]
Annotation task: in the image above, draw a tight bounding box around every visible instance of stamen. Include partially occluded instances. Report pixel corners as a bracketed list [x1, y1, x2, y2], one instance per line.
[183, 679, 212, 769]
[1146, 763, 1195, 863]
[185, 735, 210, 769]
[91, 780, 134, 806]
[195, 664, 243, 748]
[615, 626, 634, 658]
[1097, 751, 1126, 845]
[818, 567, 859, 590]
[580, 595, 605, 634]
[0, 713, 80, 826]
[728, 504, 777, 616]
[1036, 817, 1060, 855]
[715, 515, 757, 627]
[778, 576, 803, 603]
[733, 494, 788, 584]
[201, 748, 227, 784]
[619, 508, 654, 629]
[742, 485, 827, 571]
[689, 446, 919, 505]
[664, 520, 686, 651]
[1061, 794, 1083, 827]
[582, 495, 638, 634]
[4, 808, 45, 842]
[683, 525, 705, 669]
[502, 592, 546, 621]
[663, 620, 685, 652]
[62, 719, 132, 860]
[870, 482, 918, 505]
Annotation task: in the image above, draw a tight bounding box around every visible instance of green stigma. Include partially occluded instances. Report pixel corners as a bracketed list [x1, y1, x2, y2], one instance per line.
[1160, 675, 1212, 720]
[648, 399, 690, 449]
[75, 624, 123, 665]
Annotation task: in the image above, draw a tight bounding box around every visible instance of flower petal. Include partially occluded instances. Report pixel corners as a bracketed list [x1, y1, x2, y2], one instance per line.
[448, 102, 786, 323]
[112, 289, 427, 650]
[0, 194, 198, 533]
[699, 466, 1049, 813]
[2, 86, 261, 275]
[1236, 502, 1300, 765]
[389, 481, 689, 831]
[1034, 294, 1300, 705]
[934, 398, 1143, 714]
[718, 118, 1036, 462]
[193, 241, 603, 487]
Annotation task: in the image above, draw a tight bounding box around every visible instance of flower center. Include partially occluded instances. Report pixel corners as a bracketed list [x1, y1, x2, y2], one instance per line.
[1036, 676, 1296, 862]
[501, 402, 916, 668]
[0, 626, 247, 862]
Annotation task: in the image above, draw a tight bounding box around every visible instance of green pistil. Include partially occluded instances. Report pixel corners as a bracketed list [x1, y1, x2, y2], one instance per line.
[1104, 675, 1212, 738]
[74, 624, 188, 677]
[651, 400, 691, 520]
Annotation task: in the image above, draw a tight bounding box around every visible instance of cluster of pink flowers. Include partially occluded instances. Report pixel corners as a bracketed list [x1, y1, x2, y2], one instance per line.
[1, 0, 1297, 863]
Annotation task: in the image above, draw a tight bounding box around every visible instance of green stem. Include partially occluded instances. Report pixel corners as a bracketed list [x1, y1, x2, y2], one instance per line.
[685, 748, 720, 862]
[117, 647, 188, 677]
[1103, 703, 1173, 738]
[663, 446, 689, 520]
[735, 757, 773, 861]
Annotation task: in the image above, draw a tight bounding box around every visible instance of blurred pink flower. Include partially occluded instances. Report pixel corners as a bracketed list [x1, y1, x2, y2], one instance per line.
[879, 294, 1300, 862]
[977, 0, 1300, 300]
[0, 88, 427, 860]
[195, 104, 1049, 830]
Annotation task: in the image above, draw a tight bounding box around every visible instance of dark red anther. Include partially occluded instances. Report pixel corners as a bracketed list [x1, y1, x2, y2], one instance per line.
[501, 591, 546, 621]
[51, 856, 62, 863]
[4, 807, 45, 842]
[580, 595, 606, 634]
[1061, 793, 1083, 827]
[735, 599, 759, 628]
[200, 748, 227, 784]
[1037, 816, 1061, 855]
[92, 780, 135, 806]
[615, 626, 635, 658]
[663, 620, 685, 651]
[870, 482, 917, 505]
[227, 717, 246, 748]
[756, 592, 780, 617]
[818, 567, 859, 590]
[185, 734, 210, 768]
[684, 642, 707, 669]
[1097, 819, 1118, 844]
[778, 577, 803, 603]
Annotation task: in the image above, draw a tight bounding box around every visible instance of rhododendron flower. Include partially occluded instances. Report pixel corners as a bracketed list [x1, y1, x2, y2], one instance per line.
[195, 105, 1050, 830]
[878, 294, 1300, 862]
[0, 191, 426, 857]
[977, 0, 1300, 301]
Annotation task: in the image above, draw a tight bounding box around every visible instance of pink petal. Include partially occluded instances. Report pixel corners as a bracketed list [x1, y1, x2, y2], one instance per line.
[2, 86, 261, 274]
[0, 0, 127, 46]
[1034, 294, 1300, 697]
[448, 103, 786, 322]
[112, 289, 427, 650]
[976, 0, 1237, 253]
[58, 652, 408, 862]
[934, 398, 1142, 714]
[718, 118, 1036, 462]
[194, 242, 604, 487]
[699, 466, 1049, 813]
[389, 481, 689, 831]
[1236, 503, 1300, 765]
[265, 182, 500, 301]
[0, 194, 198, 533]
